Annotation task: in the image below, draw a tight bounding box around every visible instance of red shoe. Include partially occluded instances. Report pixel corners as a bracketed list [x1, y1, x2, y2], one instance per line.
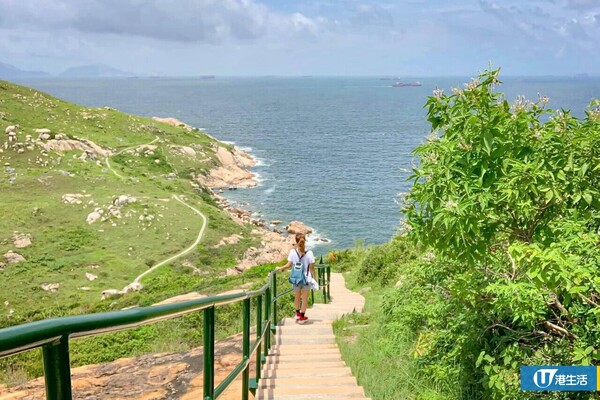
[295, 311, 301, 320]
[297, 315, 308, 324]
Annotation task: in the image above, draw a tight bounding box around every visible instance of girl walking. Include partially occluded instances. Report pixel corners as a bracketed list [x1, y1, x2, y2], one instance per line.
[276, 233, 316, 323]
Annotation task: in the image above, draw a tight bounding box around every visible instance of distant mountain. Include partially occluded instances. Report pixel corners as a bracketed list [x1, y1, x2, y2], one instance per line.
[59, 64, 134, 78]
[0, 62, 50, 79]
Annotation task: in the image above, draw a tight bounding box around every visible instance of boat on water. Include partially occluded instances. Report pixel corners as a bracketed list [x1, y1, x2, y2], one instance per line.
[392, 81, 421, 87]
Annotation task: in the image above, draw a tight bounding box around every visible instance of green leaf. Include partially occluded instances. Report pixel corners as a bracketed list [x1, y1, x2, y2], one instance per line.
[483, 131, 493, 155]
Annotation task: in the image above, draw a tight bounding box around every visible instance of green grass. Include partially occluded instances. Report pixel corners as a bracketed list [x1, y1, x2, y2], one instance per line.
[0, 80, 281, 383]
[334, 287, 449, 400]
[330, 238, 457, 400]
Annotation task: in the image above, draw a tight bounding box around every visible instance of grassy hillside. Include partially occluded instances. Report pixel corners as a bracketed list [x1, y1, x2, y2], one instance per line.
[0, 80, 262, 327]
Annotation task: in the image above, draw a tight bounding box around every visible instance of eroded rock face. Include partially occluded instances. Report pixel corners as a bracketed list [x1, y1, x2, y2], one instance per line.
[0, 334, 251, 400]
[196, 146, 257, 189]
[39, 138, 112, 157]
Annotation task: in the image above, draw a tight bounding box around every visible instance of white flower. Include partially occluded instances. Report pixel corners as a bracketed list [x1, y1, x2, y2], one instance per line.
[433, 88, 444, 100]
[426, 131, 439, 142]
[463, 78, 480, 91]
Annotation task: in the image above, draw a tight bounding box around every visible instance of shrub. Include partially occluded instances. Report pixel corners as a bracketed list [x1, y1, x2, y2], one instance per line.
[402, 68, 600, 398]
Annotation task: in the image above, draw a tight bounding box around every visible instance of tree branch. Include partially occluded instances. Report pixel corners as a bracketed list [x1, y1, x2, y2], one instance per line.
[543, 320, 577, 340]
[578, 293, 600, 308]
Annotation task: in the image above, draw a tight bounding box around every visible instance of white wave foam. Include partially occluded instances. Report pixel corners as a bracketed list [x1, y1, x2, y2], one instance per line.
[254, 157, 271, 167]
[237, 146, 253, 153]
[264, 184, 276, 195]
[307, 228, 331, 250]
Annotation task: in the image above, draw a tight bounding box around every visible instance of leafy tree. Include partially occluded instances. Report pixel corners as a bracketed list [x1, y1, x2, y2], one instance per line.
[402, 68, 600, 398]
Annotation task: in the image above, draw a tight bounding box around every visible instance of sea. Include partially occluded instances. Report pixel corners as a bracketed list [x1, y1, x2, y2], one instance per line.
[15, 76, 600, 253]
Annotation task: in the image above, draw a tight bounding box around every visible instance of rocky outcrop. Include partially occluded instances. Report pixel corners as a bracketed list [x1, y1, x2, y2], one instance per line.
[0, 334, 252, 400]
[153, 292, 207, 306]
[169, 145, 196, 157]
[196, 146, 257, 189]
[39, 138, 112, 157]
[152, 116, 193, 131]
[227, 229, 294, 275]
[212, 234, 243, 249]
[285, 221, 313, 235]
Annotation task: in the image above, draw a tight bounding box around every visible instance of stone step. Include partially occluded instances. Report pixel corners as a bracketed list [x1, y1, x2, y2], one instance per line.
[273, 335, 336, 345]
[259, 376, 358, 389]
[265, 354, 344, 364]
[256, 273, 368, 400]
[256, 385, 366, 398]
[277, 326, 333, 335]
[263, 360, 347, 372]
[261, 367, 353, 379]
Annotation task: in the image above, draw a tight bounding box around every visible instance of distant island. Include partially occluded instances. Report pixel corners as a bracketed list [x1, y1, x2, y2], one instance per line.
[0, 62, 49, 79]
[59, 64, 135, 78]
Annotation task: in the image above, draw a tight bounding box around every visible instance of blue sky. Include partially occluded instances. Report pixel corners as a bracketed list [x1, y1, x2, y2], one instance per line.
[0, 0, 598, 76]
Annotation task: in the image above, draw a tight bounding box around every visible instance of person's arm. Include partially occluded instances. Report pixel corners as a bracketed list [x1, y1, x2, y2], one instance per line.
[309, 263, 316, 279]
[276, 261, 292, 272]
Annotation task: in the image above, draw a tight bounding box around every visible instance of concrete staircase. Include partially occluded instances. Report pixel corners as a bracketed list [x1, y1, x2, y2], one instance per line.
[256, 273, 369, 399]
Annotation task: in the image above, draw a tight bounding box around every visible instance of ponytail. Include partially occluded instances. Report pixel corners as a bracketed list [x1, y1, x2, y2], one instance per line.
[295, 233, 306, 254]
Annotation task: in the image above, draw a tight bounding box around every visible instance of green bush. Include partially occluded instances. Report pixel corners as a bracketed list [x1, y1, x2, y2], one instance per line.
[402, 68, 600, 399]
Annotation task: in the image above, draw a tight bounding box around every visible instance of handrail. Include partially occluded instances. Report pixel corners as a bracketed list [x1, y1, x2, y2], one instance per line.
[0, 259, 331, 400]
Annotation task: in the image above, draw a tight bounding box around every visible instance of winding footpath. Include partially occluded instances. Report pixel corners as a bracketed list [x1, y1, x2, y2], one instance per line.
[104, 136, 160, 179]
[133, 194, 207, 285]
[257, 273, 370, 400]
[104, 139, 209, 286]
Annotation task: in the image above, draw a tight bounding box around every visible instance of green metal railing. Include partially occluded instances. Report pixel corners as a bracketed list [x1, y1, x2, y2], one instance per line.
[0, 260, 331, 400]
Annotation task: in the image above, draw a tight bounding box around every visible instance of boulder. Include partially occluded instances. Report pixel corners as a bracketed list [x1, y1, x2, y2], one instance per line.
[34, 128, 51, 135]
[122, 282, 143, 293]
[285, 221, 313, 235]
[39, 133, 51, 141]
[101, 289, 122, 300]
[86, 211, 101, 224]
[62, 193, 84, 204]
[13, 233, 32, 248]
[85, 273, 98, 281]
[41, 283, 60, 292]
[113, 194, 129, 206]
[4, 125, 16, 134]
[4, 251, 25, 264]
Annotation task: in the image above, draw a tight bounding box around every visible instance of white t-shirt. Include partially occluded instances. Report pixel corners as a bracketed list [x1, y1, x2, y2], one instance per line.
[288, 248, 315, 278]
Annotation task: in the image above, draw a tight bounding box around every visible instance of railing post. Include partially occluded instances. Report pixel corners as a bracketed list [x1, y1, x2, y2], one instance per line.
[272, 272, 278, 330]
[242, 298, 251, 400]
[327, 265, 331, 302]
[255, 295, 263, 382]
[203, 306, 215, 400]
[42, 334, 72, 400]
[264, 287, 271, 355]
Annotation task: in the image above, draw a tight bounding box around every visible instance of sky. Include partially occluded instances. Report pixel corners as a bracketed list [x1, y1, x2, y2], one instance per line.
[0, 0, 598, 76]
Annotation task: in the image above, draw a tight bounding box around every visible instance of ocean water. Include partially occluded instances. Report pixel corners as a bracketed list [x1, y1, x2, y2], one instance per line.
[16, 76, 600, 252]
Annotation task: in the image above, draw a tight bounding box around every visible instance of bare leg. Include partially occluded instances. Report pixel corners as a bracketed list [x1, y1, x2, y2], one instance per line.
[294, 290, 301, 310]
[300, 289, 310, 314]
